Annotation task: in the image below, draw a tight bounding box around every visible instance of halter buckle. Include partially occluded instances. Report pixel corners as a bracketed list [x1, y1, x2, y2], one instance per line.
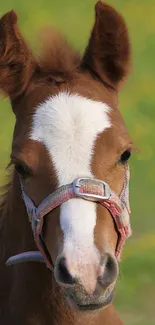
[73, 177, 111, 202]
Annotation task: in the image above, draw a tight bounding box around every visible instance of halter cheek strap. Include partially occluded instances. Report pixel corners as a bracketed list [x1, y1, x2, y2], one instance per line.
[6, 169, 131, 270]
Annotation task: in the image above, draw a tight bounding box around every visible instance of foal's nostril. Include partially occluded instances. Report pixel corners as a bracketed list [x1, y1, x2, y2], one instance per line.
[98, 254, 118, 287]
[57, 257, 75, 285]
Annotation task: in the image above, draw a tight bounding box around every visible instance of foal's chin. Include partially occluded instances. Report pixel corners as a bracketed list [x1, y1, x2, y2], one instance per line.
[64, 286, 114, 312]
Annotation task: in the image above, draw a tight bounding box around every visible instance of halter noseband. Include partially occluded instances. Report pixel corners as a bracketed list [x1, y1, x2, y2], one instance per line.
[6, 169, 131, 270]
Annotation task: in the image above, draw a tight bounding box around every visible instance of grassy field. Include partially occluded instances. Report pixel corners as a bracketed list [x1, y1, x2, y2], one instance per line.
[0, 1, 155, 324]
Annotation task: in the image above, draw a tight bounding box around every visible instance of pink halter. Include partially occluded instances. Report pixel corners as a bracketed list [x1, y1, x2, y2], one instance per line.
[6, 168, 131, 270]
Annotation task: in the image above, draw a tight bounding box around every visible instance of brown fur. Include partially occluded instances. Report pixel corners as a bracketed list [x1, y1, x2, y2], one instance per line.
[0, 2, 132, 324]
[0, 10, 36, 101]
[38, 27, 80, 79]
[82, 1, 131, 89]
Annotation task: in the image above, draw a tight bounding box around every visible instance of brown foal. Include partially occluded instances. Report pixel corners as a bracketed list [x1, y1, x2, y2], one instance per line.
[0, 2, 132, 324]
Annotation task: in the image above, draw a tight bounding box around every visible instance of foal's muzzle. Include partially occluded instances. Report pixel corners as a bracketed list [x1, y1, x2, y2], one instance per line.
[54, 252, 118, 310]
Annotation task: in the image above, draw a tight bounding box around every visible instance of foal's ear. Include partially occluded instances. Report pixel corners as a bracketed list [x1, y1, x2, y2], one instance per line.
[81, 1, 131, 89]
[0, 11, 36, 99]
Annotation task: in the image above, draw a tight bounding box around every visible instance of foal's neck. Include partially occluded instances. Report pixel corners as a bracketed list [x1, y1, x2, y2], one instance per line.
[0, 173, 123, 325]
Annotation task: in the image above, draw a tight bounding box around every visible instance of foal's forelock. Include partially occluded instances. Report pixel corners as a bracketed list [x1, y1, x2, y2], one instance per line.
[30, 92, 111, 272]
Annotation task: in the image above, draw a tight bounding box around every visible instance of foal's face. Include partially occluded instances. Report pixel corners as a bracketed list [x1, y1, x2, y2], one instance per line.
[0, 2, 132, 311]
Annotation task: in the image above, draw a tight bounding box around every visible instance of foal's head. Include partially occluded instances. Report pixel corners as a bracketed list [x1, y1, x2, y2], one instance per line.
[0, 2, 132, 312]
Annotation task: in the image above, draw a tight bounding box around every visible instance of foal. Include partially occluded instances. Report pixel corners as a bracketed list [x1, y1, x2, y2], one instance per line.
[0, 2, 132, 325]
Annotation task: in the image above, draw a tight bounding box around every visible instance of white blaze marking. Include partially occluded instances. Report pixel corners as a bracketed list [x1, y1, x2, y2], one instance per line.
[30, 92, 111, 283]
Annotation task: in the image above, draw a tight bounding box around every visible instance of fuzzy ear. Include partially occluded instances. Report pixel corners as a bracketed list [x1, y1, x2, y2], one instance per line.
[0, 10, 36, 99]
[81, 1, 131, 89]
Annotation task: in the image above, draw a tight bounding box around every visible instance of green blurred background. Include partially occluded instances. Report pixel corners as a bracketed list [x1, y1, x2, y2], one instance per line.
[0, 1, 155, 324]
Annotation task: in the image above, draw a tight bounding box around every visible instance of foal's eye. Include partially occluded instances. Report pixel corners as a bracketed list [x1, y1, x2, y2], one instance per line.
[119, 150, 131, 164]
[15, 164, 32, 179]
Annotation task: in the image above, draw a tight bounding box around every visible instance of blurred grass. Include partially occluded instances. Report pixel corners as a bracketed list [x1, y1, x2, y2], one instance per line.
[0, 1, 155, 324]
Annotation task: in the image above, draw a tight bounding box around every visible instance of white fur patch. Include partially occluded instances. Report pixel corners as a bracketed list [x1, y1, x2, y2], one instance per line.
[30, 92, 111, 282]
